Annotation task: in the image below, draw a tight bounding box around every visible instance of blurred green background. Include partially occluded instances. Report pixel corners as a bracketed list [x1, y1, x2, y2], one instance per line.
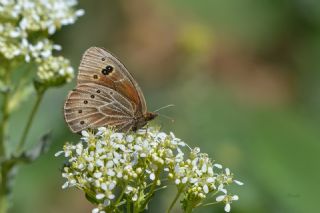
[9, 0, 320, 212]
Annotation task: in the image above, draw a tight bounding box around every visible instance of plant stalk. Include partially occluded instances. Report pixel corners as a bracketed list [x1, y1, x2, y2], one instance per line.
[0, 68, 10, 158]
[16, 90, 45, 153]
[0, 162, 12, 213]
[166, 188, 183, 213]
[141, 169, 161, 211]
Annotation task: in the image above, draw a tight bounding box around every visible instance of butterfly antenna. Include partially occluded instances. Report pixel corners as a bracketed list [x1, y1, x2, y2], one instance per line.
[154, 104, 175, 113]
[157, 113, 175, 123]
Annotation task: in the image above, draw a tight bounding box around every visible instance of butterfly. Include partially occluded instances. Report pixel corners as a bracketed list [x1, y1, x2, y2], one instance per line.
[64, 47, 157, 133]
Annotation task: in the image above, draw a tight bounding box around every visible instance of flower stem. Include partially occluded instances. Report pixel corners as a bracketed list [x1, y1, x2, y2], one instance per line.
[0, 66, 10, 158]
[166, 188, 183, 213]
[16, 90, 45, 153]
[141, 169, 161, 211]
[126, 198, 131, 213]
[0, 62, 14, 213]
[0, 174, 9, 213]
[0, 162, 12, 213]
[115, 183, 127, 207]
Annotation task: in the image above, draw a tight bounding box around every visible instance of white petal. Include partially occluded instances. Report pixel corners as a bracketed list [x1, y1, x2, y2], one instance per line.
[101, 183, 107, 191]
[224, 203, 231, 212]
[132, 194, 138, 201]
[216, 195, 225, 202]
[234, 180, 244, 186]
[175, 179, 181, 185]
[48, 25, 56, 34]
[94, 172, 102, 178]
[61, 182, 68, 189]
[53, 44, 62, 51]
[207, 177, 215, 183]
[54, 151, 64, 157]
[126, 135, 134, 143]
[92, 208, 99, 213]
[75, 9, 85, 16]
[203, 184, 209, 194]
[214, 164, 223, 169]
[182, 177, 188, 184]
[81, 130, 90, 137]
[201, 163, 207, 173]
[96, 193, 105, 200]
[232, 195, 239, 201]
[150, 173, 155, 180]
[225, 168, 230, 175]
[109, 182, 116, 190]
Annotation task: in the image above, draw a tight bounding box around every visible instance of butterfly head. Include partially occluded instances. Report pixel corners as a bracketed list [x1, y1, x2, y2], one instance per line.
[131, 112, 157, 132]
[144, 111, 158, 121]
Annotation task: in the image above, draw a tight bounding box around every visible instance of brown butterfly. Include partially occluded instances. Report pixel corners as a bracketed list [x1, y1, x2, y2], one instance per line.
[64, 47, 157, 133]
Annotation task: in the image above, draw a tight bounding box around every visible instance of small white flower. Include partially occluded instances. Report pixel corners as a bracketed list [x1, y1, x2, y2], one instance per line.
[150, 173, 155, 180]
[94, 172, 102, 178]
[96, 193, 105, 200]
[132, 193, 138, 201]
[182, 177, 188, 184]
[126, 135, 134, 143]
[101, 183, 107, 191]
[96, 159, 104, 167]
[92, 208, 99, 213]
[108, 194, 115, 199]
[61, 182, 68, 189]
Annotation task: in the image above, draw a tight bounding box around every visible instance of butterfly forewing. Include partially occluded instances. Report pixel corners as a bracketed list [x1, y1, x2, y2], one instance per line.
[77, 47, 147, 114]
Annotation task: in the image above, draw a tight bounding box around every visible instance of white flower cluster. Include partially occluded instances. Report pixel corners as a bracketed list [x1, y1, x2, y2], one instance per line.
[56, 127, 243, 212]
[37, 56, 74, 85]
[0, 0, 83, 84]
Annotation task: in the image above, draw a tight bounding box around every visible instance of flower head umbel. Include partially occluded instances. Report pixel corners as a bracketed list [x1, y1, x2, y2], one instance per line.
[0, 0, 84, 86]
[56, 127, 243, 212]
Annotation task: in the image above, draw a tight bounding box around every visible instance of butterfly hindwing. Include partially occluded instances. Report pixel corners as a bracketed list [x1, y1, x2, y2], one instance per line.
[64, 83, 134, 133]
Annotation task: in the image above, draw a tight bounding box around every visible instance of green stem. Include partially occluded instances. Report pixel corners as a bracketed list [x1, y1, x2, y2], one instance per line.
[0, 171, 9, 213]
[0, 162, 13, 213]
[140, 169, 162, 211]
[0, 61, 12, 213]
[114, 183, 127, 207]
[16, 90, 45, 153]
[0, 67, 10, 158]
[127, 198, 131, 213]
[185, 205, 193, 213]
[166, 188, 183, 213]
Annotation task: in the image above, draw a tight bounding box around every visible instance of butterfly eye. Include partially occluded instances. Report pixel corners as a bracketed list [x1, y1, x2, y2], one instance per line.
[84, 100, 88, 104]
[96, 90, 101, 93]
[101, 65, 113, 75]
